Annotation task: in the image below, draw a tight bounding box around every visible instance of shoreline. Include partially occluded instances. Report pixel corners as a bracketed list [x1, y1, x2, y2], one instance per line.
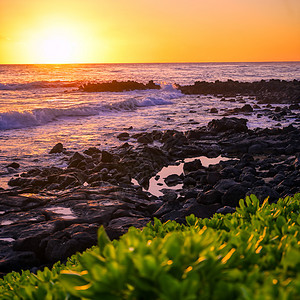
[0, 116, 299, 275]
[0, 78, 299, 275]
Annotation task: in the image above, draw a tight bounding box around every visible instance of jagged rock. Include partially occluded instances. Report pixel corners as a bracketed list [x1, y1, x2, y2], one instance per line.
[246, 186, 280, 203]
[43, 224, 98, 262]
[6, 162, 20, 169]
[210, 108, 218, 113]
[214, 179, 238, 193]
[0, 251, 40, 274]
[117, 132, 130, 141]
[197, 189, 223, 205]
[101, 151, 115, 163]
[208, 117, 248, 133]
[183, 159, 202, 173]
[49, 143, 64, 154]
[216, 206, 236, 214]
[80, 80, 160, 92]
[222, 184, 249, 207]
[164, 174, 182, 186]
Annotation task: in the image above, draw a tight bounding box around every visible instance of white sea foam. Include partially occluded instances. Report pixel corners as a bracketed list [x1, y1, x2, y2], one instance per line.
[0, 87, 180, 130]
[0, 106, 99, 130]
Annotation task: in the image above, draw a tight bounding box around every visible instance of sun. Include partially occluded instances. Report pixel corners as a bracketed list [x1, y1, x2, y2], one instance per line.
[31, 26, 86, 64]
[40, 32, 77, 64]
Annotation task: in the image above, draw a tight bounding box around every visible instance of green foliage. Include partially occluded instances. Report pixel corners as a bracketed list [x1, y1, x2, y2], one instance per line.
[1, 194, 300, 299]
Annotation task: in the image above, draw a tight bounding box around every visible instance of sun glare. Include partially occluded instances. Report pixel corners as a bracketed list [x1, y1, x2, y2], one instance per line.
[30, 26, 87, 64]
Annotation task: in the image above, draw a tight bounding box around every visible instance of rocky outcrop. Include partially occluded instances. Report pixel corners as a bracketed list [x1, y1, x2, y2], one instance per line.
[177, 79, 300, 104]
[79, 80, 161, 92]
[1, 118, 299, 275]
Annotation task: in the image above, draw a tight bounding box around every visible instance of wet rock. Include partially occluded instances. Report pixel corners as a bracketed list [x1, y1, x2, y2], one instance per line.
[183, 176, 197, 186]
[6, 162, 20, 169]
[43, 224, 98, 263]
[206, 172, 222, 185]
[216, 206, 236, 214]
[240, 104, 253, 112]
[161, 191, 178, 202]
[294, 155, 300, 169]
[68, 152, 86, 168]
[179, 203, 222, 220]
[222, 184, 249, 207]
[289, 103, 300, 110]
[106, 217, 151, 240]
[0, 251, 40, 274]
[80, 80, 160, 92]
[208, 117, 248, 133]
[210, 108, 218, 113]
[49, 143, 64, 154]
[239, 172, 257, 184]
[246, 186, 280, 203]
[220, 166, 240, 179]
[117, 132, 130, 141]
[183, 159, 202, 173]
[83, 147, 101, 156]
[214, 179, 238, 193]
[248, 144, 264, 154]
[101, 150, 115, 163]
[197, 189, 223, 205]
[183, 190, 199, 200]
[136, 134, 153, 144]
[153, 200, 180, 218]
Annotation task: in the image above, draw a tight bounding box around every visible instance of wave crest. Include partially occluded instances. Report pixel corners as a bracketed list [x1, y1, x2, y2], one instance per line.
[0, 86, 182, 130]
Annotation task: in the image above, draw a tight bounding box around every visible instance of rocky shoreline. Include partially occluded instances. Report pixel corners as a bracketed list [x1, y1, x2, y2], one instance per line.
[177, 79, 300, 104]
[78, 79, 300, 106]
[0, 115, 299, 276]
[1, 79, 300, 275]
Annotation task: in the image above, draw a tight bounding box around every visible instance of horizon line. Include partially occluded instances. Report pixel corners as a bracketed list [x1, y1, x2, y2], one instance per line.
[0, 60, 300, 66]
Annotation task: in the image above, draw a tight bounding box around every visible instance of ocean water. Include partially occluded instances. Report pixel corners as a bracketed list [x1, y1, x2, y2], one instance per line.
[0, 62, 300, 188]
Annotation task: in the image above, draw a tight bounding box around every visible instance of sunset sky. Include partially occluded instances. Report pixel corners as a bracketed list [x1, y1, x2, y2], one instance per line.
[0, 0, 299, 64]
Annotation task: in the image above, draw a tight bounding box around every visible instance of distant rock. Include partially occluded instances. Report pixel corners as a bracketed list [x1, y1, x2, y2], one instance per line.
[177, 79, 300, 104]
[49, 143, 64, 154]
[79, 80, 161, 92]
[6, 162, 20, 169]
[210, 108, 218, 114]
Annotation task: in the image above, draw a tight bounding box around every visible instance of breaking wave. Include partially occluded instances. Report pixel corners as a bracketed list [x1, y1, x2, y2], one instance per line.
[0, 85, 182, 130]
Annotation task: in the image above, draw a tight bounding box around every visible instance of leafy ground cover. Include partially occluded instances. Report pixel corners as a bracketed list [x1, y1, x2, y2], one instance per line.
[1, 194, 300, 300]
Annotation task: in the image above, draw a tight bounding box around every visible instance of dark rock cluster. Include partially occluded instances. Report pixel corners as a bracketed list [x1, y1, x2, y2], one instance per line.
[79, 80, 160, 92]
[0, 117, 299, 275]
[177, 79, 300, 104]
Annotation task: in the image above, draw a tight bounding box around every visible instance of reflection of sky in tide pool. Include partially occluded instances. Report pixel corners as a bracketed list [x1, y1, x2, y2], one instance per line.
[0, 237, 15, 242]
[133, 155, 234, 197]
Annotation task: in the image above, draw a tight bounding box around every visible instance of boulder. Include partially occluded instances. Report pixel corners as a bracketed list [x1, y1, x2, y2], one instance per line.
[49, 143, 64, 154]
[183, 159, 202, 173]
[197, 189, 223, 205]
[216, 206, 236, 215]
[214, 179, 238, 193]
[207, 117, 248, 133]
[222, 184, 249, 207]
[6, 162, 20, 169]
[101, 151, 115, 163]
[117, 132, 130, 141]
[246, 186, 280, 203]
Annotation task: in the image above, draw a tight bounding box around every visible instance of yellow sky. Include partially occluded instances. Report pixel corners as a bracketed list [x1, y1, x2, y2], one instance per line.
[0, 0, 299, 64]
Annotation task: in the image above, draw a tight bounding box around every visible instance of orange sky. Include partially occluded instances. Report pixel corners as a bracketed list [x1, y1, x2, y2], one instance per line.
[0, 0, 299, 64]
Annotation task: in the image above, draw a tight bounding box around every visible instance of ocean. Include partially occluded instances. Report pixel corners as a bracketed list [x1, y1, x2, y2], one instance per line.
[0, 62, 300, 188]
